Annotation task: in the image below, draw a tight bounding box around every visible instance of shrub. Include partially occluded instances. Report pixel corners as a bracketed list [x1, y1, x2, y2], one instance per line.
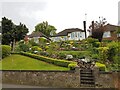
[95, 62, 106, 71]
[2, 45, 11, 58]
[20, 52, 77, 68]
[97, 47, 109, 63]
[31, 46, 42, 53]
[107, 41, 120, 62]
[91, 54, 99, 59]
[58, 51, 91, 59]
[68, 63, 77, 70]
[16, 43, 30, 52]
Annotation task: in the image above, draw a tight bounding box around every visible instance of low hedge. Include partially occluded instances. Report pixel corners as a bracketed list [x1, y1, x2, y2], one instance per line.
[20, 52, 77, 69]
[2, 45, 11, 58]
[95, 62, 106, 71]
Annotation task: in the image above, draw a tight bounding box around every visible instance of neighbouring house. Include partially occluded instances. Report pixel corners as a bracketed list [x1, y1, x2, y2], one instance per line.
[90, 21, 120, 41]
[25, 31, 50, 43]
[51, 28, 85, 42]
[102, 24, 120, 41]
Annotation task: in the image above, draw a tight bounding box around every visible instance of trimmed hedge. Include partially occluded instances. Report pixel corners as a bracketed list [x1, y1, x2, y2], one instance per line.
[95, 62, 106, 71]
[20, 52, 77, 69]
[2, 45, 11, 58]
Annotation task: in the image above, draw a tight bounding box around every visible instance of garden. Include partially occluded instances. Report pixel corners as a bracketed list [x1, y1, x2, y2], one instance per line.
[1, 37, 120, 71]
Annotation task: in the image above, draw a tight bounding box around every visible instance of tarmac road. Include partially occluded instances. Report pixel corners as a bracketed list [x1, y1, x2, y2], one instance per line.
[1, 83, 47, 88]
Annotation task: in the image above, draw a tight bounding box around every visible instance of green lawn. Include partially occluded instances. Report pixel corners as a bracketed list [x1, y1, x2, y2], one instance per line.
[0, 54, 69, 70]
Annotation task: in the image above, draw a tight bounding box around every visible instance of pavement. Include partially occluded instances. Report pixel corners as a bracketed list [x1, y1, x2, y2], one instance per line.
[1, 83, 47, 88]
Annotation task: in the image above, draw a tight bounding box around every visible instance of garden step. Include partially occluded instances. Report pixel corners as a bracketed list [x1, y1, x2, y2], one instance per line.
[80, 77, 94, 80]
[80, 84, 95, 87]
[80, 81, 95, 84]
[80, 69, 95, 87]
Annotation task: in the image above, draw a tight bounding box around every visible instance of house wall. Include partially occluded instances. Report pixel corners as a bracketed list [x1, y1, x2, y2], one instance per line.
[51, 36, 68, 42]
[102, 31, 118, 41]
[51, 31, 85, 42]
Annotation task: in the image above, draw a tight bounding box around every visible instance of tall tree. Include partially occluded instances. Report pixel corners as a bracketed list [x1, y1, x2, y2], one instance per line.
[2, 17, 29, 47]
[35, 21, 56, 36]
[2, 17, 14, 45]
[89, 17, 107, 42]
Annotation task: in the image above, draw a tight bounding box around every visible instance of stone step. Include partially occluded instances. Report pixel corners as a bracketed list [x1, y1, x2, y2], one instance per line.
[80, 69, 93, 72]
[80, 84, 95, 87]
[80, 72, 93, 74]
[80, 74, 94, 77]
[80, 81, 95, 84]
[80, 77, 94, 81]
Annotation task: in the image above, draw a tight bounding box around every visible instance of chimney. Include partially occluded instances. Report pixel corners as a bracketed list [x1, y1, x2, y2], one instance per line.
[91, 21, 94, 34]
[83, 21, 87, 38]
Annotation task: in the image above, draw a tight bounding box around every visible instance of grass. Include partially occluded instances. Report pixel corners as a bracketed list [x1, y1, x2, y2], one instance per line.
[0, 54, 69, 70]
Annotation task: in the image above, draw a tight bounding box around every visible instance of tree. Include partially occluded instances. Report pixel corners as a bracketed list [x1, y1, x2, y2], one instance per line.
[2, 17, 14, 45]
[2, 17, 29, 50]
[89, 17, 107, 42]
[35, 21, 56, 36]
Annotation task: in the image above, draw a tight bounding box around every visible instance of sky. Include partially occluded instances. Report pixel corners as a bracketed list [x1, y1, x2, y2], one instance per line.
[0, 0, 120, 34]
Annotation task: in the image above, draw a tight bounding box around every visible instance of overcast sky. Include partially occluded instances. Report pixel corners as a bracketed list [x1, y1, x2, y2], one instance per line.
[1, 0, 120, 34]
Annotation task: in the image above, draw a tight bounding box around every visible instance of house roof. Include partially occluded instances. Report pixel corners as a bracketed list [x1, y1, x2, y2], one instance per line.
[28, 31, 45, 38]
[53, 28, 84, 37]
[103, 24, 120, 32]
[28, 31, 51, 40]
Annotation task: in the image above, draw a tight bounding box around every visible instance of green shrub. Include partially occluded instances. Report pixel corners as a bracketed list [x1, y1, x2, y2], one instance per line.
[107, 41, 120, 62]
[58, 51, 91, 59]
[31, 46, 42, 53]
[91, 54, 99, 59]
[96, 62, 106, 71]
[20, 52, 77, 68]
[68, 63, 77, 70]
[16, 43, 30, 52]
[2, 45, 11, 58]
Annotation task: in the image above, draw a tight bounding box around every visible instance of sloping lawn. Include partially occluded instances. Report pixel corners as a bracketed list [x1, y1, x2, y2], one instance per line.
[0, 54, 69, 70]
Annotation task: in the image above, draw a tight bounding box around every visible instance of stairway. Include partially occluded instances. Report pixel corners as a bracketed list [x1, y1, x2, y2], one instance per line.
[80, 69, 95, 87]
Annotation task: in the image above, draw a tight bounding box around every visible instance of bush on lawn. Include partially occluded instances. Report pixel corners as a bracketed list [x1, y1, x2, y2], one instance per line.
[2, 45, 11, 58]
[20, 52, 77, 69]
[68, 63, 77, 70]
[31, 46, 42, 53]
[95, 62, 106, 71]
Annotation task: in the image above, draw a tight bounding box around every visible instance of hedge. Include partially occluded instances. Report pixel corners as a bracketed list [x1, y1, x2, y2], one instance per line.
[2, 45, 11, 58]
[95, 62, 106, 71]
[20, 52, 77, 69]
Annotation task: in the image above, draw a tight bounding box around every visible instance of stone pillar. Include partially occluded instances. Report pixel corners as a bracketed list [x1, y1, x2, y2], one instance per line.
[75, 66, 80, 74]
[93, 66, 100, 87]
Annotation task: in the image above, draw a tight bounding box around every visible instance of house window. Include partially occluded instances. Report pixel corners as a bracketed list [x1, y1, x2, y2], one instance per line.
[103, 31, 111, 38]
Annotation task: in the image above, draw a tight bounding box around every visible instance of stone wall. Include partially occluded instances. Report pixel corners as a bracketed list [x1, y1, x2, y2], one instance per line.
[2, 70, 80, 88]
[2, 70, 120, 89]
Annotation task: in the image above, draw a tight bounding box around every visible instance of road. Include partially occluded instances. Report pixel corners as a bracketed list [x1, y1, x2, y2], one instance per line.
[1, 84, 48, 88]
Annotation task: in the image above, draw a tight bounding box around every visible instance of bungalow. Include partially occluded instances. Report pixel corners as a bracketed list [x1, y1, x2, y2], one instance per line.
[102, 24, 120, 41]
[51, 28, 85, 42]
[25, 31, 50, 43]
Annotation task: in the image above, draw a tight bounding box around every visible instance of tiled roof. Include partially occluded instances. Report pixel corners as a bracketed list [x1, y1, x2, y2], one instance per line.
[53, 28, 84, 37]
[28, 31, 51, 40]
[103, 24, 120, 32]
[28, 31, 45, 38]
